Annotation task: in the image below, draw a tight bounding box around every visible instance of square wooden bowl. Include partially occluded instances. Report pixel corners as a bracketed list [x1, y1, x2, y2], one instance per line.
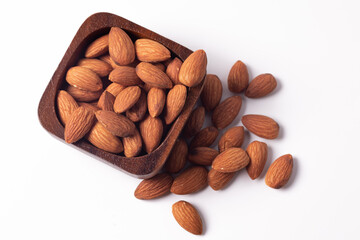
[38, 12, 205, 179]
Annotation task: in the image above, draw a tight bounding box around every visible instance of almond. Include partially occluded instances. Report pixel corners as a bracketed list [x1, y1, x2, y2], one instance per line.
[109, 27, 135, 65]
[208, 168, 236, 191]
[122, 128, 142, 157]
[85, 34, 109, 58]
[246, 141, 268, 180]
[147, 87, 166, 117]
[105, 82, 125, 97]
[126, 90, 147, 122]
[135, 39, 171, 62]
[78, 102, 100, 113]
[141, 83, 153, 92]
[245, 73, 277, 98]
[164, 84, 187, 124]
[86, 121, 123, 153]
[100, 54, 120, 69]
[165, 138, 188, 173]
[64, 106, 95, 143]
[78, 58, 112, 77]
[172, 201, 203, 235]
[212, 96, 242, 130]
[212, 147, 250, 173]
[136, 62, 173, 89]
[113, 86, 141, 113]
[265, 154, 293, 189]
[108, 66, 142, 86]
[97, 91, 115, 111]
[134, 173, 173, 200]
[166, 57, 182, 85]
[200, 74, 223, 111]
[66, 85, 102, 102]
[218, 126, 244, 152]
[139, 115, 163, 153]
[154, 62, 166, 72]
[171, 166, 208, 195]
[241, 114, 279, 139]
[178, 50, 207, 87]
[95, 110, 135, 137]
[57, 90, 79, 125]
[188, 147, 219, 166]
[65, 66, 103, 92]
[227, 60, 249, 93]
[183, 106, 205, 138]
[189, 126, 219, 149]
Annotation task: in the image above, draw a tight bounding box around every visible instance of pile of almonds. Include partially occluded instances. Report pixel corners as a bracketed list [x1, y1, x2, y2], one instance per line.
[56, 26, 294, 235]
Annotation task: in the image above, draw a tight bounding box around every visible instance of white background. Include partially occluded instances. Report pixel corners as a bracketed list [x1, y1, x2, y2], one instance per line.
[1, 0, 360, 239]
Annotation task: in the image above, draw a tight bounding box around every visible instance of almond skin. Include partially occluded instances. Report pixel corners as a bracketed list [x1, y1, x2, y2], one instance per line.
[154, 62, 166, 72]
[105, 83, 125, 97]
[189, 126, 219, 149]
[188, 147, 219, 166]
[165, 138, 188, 173]
[64, 106, 96, 143]
[109, 27, 135, 65]
[228, 60, 249, 93]
[97, 91, 115, 111]
[265, 154, 293, 189]
[66, 85, 102, 102]
[78, 58, 112, 77]
[113, 86, 141, 113]
[212, 147, 250, 173]
[166, 57, 182, 85]
[201, 74, 223, 111]
[172, 201, 203, 235]
[95, 110, 135, 137]
[135, 39, 171, 62]
[122, 128, 142, 157]
[183, 106, 205, 138]
[86, 121, 123, 153]
[246, 141, 268, 180]
[147, 88, 166, 117]
[126, 90, 147, 122]
[136, 62, 173, 89]
[134, 173, 173, 200]
[85, 34, 109, 58]
[78, 102, 100, 113]
[242, 114, 279, 139]
[171, 166, 208, 195]
[245, 73, 277, 98]
[164, 84, 187, 124]
[100, 54, 121, 69]
[66, 66, 103, 92]
[108, 66, 142, 86]
[212, 96, 242, 130]
[178, 50, 207, 87]
[139, 115, 163, 153]
[218, 126, 244, 152]
[208, 168, 236, 191]
[57, 90, 79, 125]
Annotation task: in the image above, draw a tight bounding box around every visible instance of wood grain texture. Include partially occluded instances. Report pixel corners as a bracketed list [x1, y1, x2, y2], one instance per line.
[38, 12, 204, 179]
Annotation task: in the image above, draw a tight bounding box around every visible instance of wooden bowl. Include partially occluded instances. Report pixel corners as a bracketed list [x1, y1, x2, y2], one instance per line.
[38, 12, 204, 179]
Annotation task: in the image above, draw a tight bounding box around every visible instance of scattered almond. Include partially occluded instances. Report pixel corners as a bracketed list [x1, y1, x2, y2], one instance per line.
[212, 147, 250, 173]
[134, 173, 173, 200]
[242, 114, 279, 139]
[201, 74, 223, 111]
[109, 66, 142, 86]
[171, 166, 208, 195]
[66, 66, 103, 92]
[147, 87, 166, 117]
[165, 138, 188, 173]
[172, 201, 203, 235]
[208, 168, 236, 191]
[245, 73, 277, 98]
[212, 96, 242, 130]
[228, 60, 249, 93]
[95, 110, 135, 137]
[166, 57, 182, 85]
[188, 147, 219, 166]
[113, 86, 141, 113]
[246, 141, 268, 180]
[57, 90, 79, 125]
[85, 34, 109, 58]
[86, 121, 123, 153]
[139, 115, 163, 153]
[265, 154, 293, 189]
[136, 62, 173, 89]
[183, 106, 205, 138]
[78, 58, 112, 77]
[218, 126, 244, 152]
[189, 126, 219, 149]
[164, 84, 187, 124]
